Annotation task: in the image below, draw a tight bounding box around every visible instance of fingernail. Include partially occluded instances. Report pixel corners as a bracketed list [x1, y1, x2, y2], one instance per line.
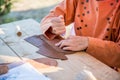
[62, 47, 65, 50]
[59, 15, 64, 19]
[55, 43, 58, 46]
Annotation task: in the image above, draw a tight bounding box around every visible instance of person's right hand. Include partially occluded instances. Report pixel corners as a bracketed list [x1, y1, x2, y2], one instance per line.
[51, 15, 66, 35]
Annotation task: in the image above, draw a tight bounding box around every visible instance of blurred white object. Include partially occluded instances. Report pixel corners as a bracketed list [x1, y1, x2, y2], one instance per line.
[0, 28, 5, 34]
[75, 70, 97, 80]
[16, 25, 21, 31]
[0, 63, 50, 80]
[16, 25, 22, 36]
[61, 23, 75, 39]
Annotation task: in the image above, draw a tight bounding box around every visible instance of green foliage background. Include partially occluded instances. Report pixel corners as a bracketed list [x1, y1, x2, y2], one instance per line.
[0, 0, 12, 16]
[0, 0, 61, 24]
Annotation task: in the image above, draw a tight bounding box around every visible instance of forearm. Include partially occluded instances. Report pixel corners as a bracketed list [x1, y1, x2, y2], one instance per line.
[86, 37, 120, 68]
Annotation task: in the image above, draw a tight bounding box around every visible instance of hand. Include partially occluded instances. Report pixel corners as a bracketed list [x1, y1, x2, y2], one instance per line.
[51, 15, 66, 35]
[55, 36, 89, 51]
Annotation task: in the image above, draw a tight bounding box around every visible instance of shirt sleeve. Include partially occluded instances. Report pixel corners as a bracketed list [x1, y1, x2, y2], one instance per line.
[86, 8, 120, 68]
[40, 0, 77, 40]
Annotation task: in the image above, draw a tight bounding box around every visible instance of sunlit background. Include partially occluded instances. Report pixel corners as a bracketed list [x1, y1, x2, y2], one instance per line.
[0, 0, 62, 24]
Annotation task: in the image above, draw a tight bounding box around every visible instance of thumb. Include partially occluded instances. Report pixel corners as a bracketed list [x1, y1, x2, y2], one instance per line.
[58, 15, 64, 21]
[59, 15, 64, 19]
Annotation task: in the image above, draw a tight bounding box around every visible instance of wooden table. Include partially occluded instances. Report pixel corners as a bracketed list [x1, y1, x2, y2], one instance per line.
[0, 19, 120, 80]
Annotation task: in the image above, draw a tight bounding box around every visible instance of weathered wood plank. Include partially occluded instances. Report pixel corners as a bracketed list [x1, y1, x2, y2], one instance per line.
[0, 19, 120, 80]
[45, 52, 120, 80]
[0, 19, 43, 59]
[0, 39, 21, 63]
[12, 19, 42, 36]
[10, 40, 45, 59]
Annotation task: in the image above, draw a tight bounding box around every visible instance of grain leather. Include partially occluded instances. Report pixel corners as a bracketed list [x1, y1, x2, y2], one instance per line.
[24, 35, 74, 60]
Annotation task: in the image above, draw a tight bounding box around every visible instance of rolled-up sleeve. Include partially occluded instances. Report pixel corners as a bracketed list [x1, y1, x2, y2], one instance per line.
[40, 0, 76, 40]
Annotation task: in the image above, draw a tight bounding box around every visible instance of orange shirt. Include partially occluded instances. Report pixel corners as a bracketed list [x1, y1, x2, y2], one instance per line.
[40, 0, 120, 68]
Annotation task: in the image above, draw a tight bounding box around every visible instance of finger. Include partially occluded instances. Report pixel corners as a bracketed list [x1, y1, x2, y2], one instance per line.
[59, 15, 64, 19]
[52, 22, 65, 28]
[63, 46, 82, 51]
[58, 40, 70, 49]
[51, 19, 63, 23]
[52, 15, 64, 23]
[51, 29, 56, 34]
[51, 16, 64, 23]
[55, 29, 66, 34]
[55, 40, 63, 47]
[55, 40, 68, 48]
[56, 26, 65, 30]
[51, 18, 60, 23]
[52, 27, 65, 34]
[62, 47, 73, 51]
[52, 26, 66, 34]
[58, 15, 64, 21]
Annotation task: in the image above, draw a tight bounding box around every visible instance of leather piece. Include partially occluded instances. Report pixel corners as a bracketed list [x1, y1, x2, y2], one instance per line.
[0, 58, 57, 69]
[24, 35, 74, 60]
[0, 65, 8, 75]
[33, 58, 58, 66]
[24, 35, 43, 47]
[36, 47, 67, 60]
[40, 35, 74, 54]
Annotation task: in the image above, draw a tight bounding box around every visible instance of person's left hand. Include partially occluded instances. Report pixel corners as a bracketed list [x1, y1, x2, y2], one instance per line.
[55, 36, 89, 51]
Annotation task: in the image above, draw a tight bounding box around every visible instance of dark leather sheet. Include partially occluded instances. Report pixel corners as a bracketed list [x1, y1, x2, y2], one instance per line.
[24, 35, 74, 60]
